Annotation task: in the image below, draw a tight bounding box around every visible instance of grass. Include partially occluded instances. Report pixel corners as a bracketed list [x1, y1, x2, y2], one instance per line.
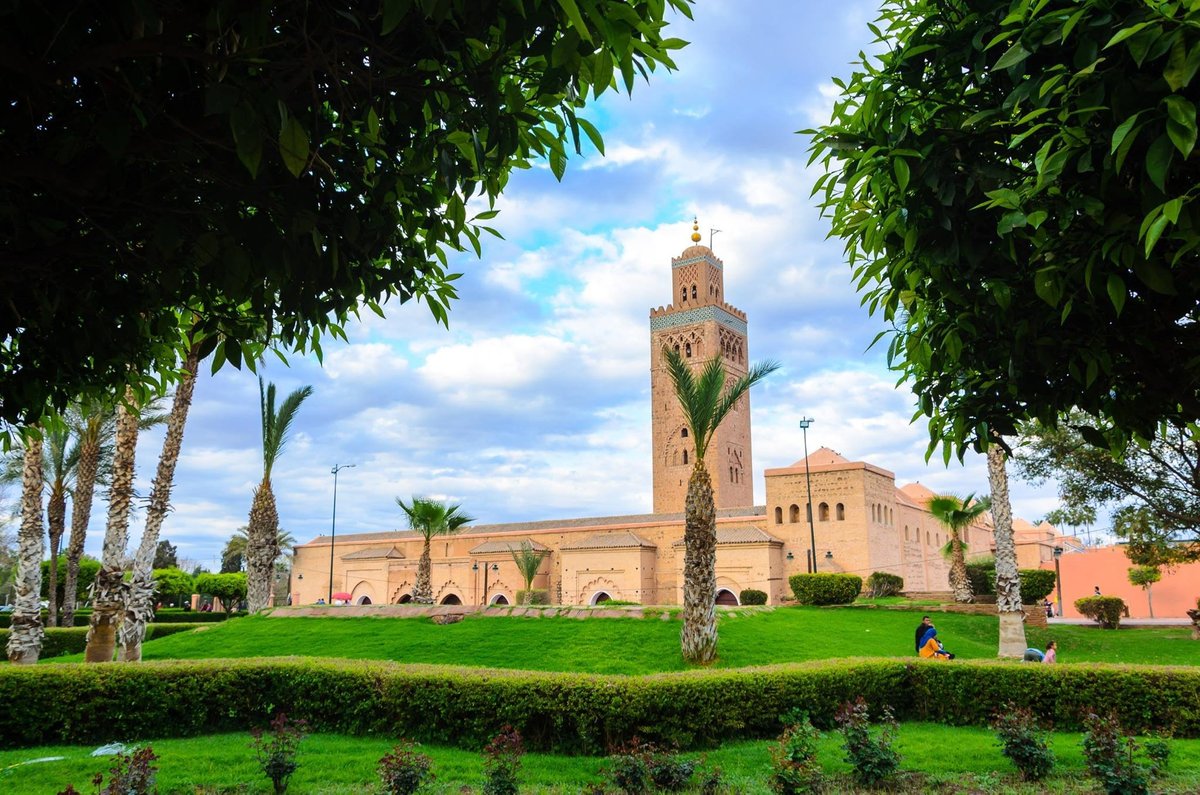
[45, 606, 1199, 672]
[2, 724, 1198, 793]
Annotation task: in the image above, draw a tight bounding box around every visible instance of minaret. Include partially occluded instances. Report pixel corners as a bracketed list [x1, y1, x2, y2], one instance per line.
[650, 219, 754, 513]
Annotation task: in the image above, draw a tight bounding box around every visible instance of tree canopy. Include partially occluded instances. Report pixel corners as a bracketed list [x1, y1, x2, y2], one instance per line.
[809, 0, 1200, 457]
[0, 0, 692, 427]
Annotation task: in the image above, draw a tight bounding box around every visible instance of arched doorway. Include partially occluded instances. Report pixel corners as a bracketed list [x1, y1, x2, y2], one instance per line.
[490, 594, 510, 606]
[591, 591, 612, 605]
[356, 595, 373, 605]
[715, 589, 739, 606]
[395, 593, 412, 604]
[440, 594, 462, 605]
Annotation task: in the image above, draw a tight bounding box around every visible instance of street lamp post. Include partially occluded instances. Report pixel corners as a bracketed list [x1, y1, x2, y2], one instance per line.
[1053, 545, 1064, 617]
[473, 561, 499, 605]
[799, 418, 818, 573]
[328, 463, 357, 605]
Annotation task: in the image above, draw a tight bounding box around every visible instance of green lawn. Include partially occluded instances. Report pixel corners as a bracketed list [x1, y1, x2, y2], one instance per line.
[3, 724, 1198, 793]
[46, 607, 1198, 673]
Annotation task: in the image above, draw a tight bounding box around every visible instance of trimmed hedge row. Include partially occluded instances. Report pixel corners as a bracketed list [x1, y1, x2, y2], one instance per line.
[1, 659, 1195, 751]
[0, 610, 240, 629]
[0, 624, 198, 658]
[789, 573, 863, 605]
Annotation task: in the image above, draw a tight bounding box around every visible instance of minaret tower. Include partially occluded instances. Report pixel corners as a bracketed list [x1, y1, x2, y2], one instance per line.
[650, 219, 754, 513]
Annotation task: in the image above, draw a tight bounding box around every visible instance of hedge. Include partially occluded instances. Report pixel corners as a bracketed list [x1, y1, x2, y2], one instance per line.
[865, 572, 904, 598]
[516, 590, 550, 605]
[789, 573, 863, 605]
[0, 610, 238, 629]
[739, 589, 768, 605]
[0, 659, 1196, 751]
[0, 624, 197, 658]
[1075, 596, 1127, 629]
[971, 564, 1057, 603]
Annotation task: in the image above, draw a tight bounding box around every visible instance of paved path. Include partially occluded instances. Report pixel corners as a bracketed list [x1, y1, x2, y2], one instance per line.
[1047, 616, 1191, 627]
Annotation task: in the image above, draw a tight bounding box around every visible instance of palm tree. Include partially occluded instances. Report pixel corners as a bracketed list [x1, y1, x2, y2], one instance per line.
[6, 432, 45, 664]
[225, 525, 296, 571]
[511, 541, 549, 604]
[120, 342, 201, 662]
[664, 347, 778, 664]
[987, 440, 1027, 658]
[85, 389, 141, 663]
[396, 496, 474, 604]
[927, 492, 990, 604]
[245, 378, 313, 613]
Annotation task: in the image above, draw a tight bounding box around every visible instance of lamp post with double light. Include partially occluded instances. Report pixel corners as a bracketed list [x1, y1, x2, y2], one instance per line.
[1053, 545, 1064, 617]
[799, 418, 817, 573]
[328, 463, 356, 605]
[473, 561, 499, 605]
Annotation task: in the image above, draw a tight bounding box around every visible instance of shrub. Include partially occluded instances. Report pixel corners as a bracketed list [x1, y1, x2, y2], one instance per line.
[0, 624, 197, 658]
[250, 712, 307, 795]
[835, 696, 900, 787]
[740, 589, 768, 605]
[59, 746, 159, 795]
[788, 573, 862, 606]
[865, 571, 904, 598]
[1016, 570, 1057, 603]
[3, 659, 1199, 753]
[378, 740, 435, 795]
[515, 589, 549, 605]
[604, 737, 698, 794]
[1076, 596, 1127, 629]
[965, 559, 995, 596]
[768, 715, 823, 794]
[482, 725, 523, 795]
[1082, 710, 1150, 795]
[992, 703, 1054, 781]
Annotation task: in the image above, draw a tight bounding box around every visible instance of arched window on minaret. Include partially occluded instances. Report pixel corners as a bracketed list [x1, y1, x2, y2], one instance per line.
[837, 503, 845, 520]
[691, 284, 697, 299]
[819, 502, 830, 521]
[729, 466, 734, 481]
[775, 506, 783, 524]
[789, 504, 799, 523]
[681, 287, 687, 302]
[685, 342, 692, 357]
[681, 428, 688, 438]
[683, 450, 689, 465]
[674, 344, 680, 354]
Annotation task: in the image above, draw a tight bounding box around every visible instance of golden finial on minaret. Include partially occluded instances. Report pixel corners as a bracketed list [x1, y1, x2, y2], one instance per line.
[690, 217, 702, 244]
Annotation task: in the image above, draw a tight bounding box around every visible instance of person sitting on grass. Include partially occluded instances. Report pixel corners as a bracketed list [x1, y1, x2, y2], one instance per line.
[1042, 640, 1057, 664]
[918, 624, 954, 660]
[914, 615, 932, 653]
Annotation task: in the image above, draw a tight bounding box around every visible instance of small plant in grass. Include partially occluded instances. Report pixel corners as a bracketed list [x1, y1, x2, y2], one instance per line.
[865, 571, 903, 598]
[835, 696, 900, 788]
[992, 703, 1054, 781]
[740, 588, 768, 605]
[769, 712, 823, 794]
[605, 737, 699, 793]
[58, 746, 159, 795]
[482, 725, 524, 795]
[1082, 710, 1151, 795]
[379, 740, 435, 794]
[250, 712, 307, 795]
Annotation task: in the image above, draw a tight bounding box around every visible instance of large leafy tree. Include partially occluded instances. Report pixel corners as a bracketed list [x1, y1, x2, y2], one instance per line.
[396, 497, 474, 604]
[927, 492, 990, 604]
[809, 0, 1200, 457]
[246, 380, 312, 612]
[0, 0, 693, 428]
[1017, 416, 1200, 564]
[664, 348, 777, 664]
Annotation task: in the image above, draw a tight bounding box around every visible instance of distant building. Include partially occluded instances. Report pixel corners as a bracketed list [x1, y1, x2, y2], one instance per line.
[292, 224, 1057, 607]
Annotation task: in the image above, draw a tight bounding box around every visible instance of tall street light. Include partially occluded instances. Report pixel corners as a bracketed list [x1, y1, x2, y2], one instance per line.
[1053, 545, 1064, 617]
[328, 463, 357, 605]
[799, 418, 818, 573]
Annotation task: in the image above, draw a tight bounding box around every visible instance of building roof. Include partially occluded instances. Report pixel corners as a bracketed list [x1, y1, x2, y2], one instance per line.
[790, 446, 850, 468]
[897, 482, 937, 508]
[670, 526, 784, 546]
[469, 538, 550, 555]
[561, 531, 657, 550]
[340, 545, 406, 561]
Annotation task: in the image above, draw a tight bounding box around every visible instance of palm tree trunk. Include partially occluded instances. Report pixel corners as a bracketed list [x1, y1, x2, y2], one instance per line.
[414, 537, 433, 604]
[120, 346, 200, 661]
[948, 531, 973, 603]
[245, 479, 280, 612]
[45, 483, 67, 627]
[987, 442, 1026, 658]
[62, 422, 101, 627]
[7, 437, 45, 664]
[681, 461, 717, 664]
[85, 392, 140, 663]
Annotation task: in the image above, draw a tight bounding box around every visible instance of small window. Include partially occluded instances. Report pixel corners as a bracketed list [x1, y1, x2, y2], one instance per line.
[904, 526, 909, 541]
[730, 466, 734, 481]
[691, 284, 697, 299]
[681, 428, 688, 438]
[685, 342, 692, 357]
[683, 450, 688, 464]
[789, 504, 800, 523]
[681, 287, 687, 301]
[819, 502, 830, 521]
[836, 503, 845, 520]
[775, 506, 783, 524]
[673, 344, 680, 354]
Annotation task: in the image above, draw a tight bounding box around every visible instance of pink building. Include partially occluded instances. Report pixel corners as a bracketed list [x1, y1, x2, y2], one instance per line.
[1041, 545, 1200, 619]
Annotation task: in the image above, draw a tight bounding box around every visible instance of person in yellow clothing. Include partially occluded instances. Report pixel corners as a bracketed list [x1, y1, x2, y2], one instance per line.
[918, 624, 954, 660]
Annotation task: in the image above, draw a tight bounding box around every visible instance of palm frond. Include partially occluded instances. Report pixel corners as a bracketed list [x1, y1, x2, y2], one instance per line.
[663, 348, 779, 461]
[511, 541, 549, 588]
[395, 495, 474, 541]
[260, 378, 314, 476]
[927, 492, 991, 532]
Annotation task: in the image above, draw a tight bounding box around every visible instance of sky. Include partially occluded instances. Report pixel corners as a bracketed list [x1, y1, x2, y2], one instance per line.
[15, 1, 1076, 571]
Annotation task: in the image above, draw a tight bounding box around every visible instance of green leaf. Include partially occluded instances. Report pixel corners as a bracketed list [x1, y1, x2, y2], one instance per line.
[556, 0, 593, 43]
[230, 104, 262, 178]
[1103, 22, 1151, 50]
[1162, 197, 1183, 224]
[1033, 268, 1063, 307]
[894, 157, 910, 193]
[1165, 95, 1197, 157]
[279, 117, 310, 178]
[1163, 35, 1200, 91]
[1145, 134, 1174, 192]
[994, 41, 1031, 70]
[576, 117, 605, 155]
[1143, 214, 1169, 257]
[1106, 273, 1126, 315]
[1110, 111, 1143, 154]
[1133, 258, 1176, 293]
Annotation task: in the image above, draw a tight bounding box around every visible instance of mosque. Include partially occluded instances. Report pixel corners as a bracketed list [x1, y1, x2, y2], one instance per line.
[291, 223, 1060, 607]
